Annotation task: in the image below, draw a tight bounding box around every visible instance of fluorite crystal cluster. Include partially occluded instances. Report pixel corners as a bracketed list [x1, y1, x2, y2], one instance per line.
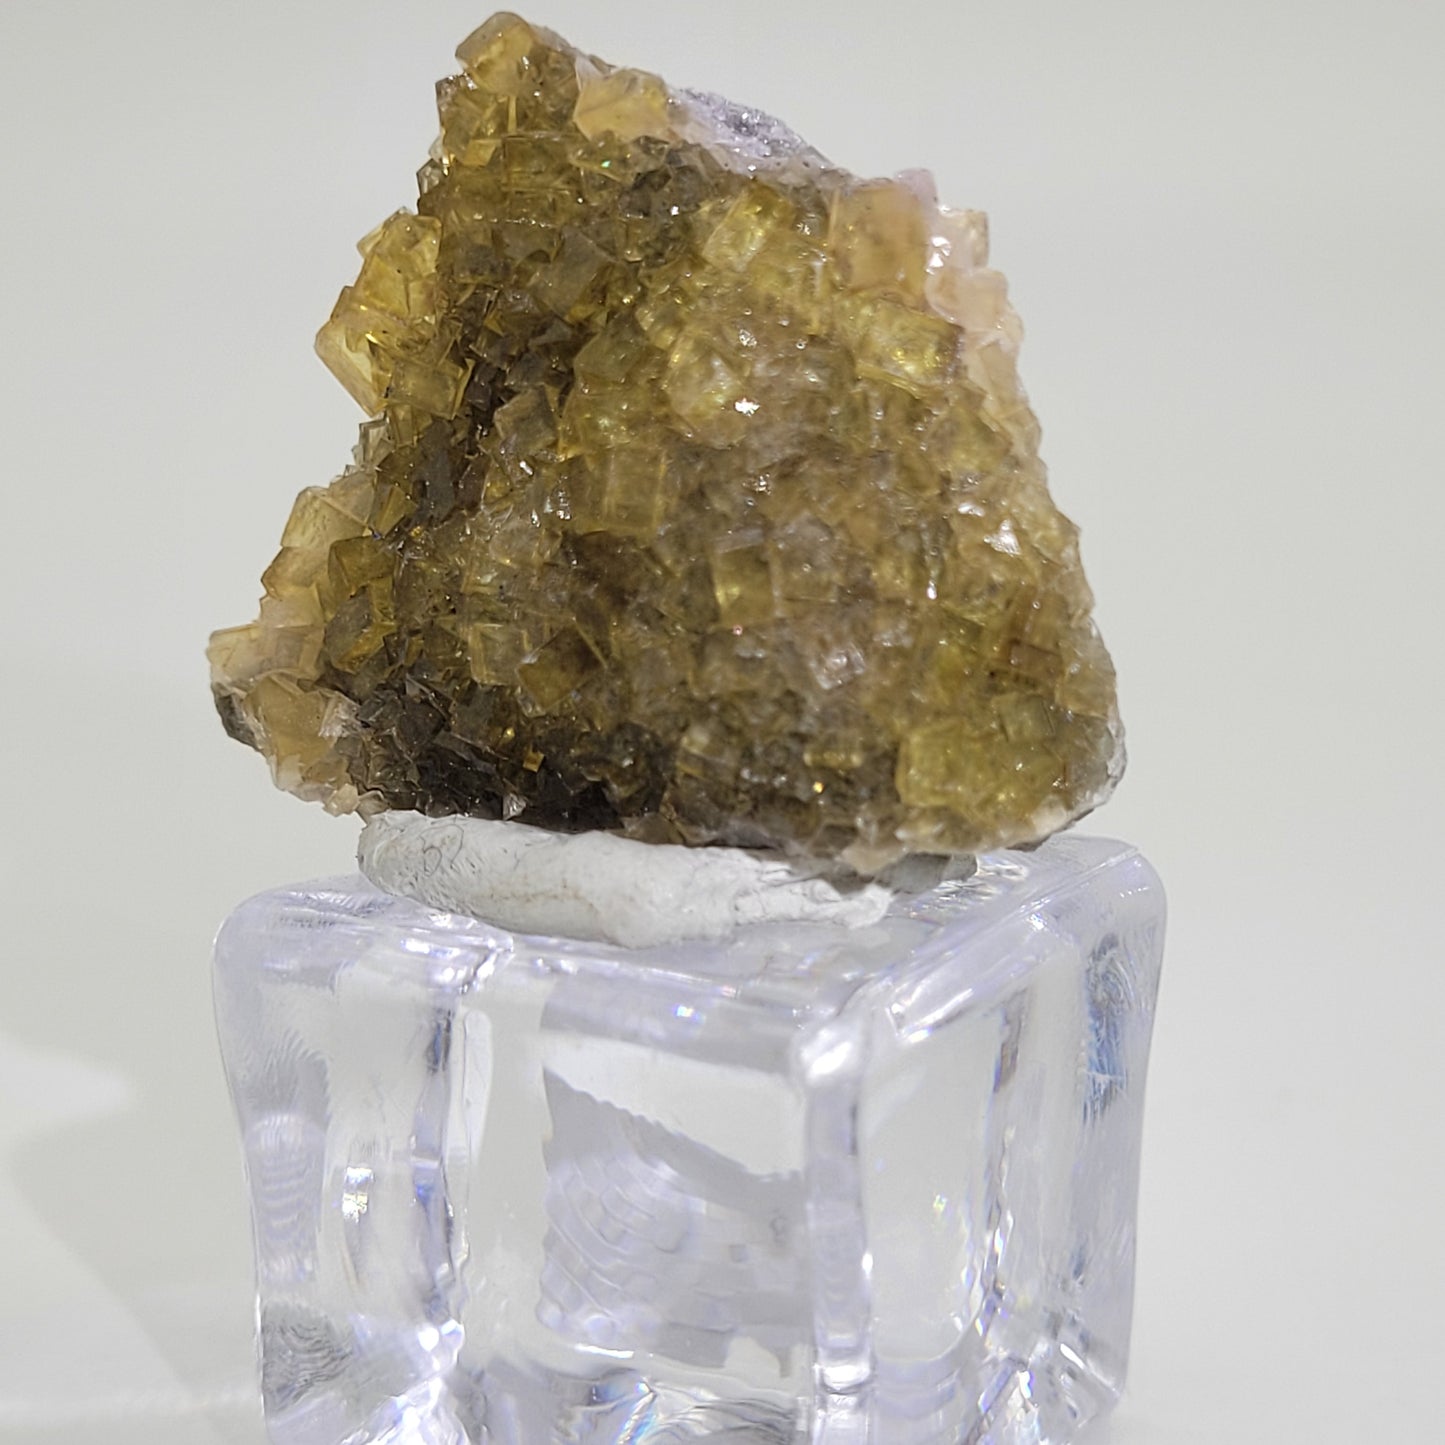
[209, 12, 1123, 870]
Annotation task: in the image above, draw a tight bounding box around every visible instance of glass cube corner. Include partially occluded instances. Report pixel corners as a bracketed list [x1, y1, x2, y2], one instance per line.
[213, 833, 1164, 1445]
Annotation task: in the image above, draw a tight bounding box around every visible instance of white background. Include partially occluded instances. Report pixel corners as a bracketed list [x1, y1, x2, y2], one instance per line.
[2, 2, 1442, 1441]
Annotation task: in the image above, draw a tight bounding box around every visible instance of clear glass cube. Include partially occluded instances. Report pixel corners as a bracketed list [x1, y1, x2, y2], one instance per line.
[213, 834, 1164, 1445]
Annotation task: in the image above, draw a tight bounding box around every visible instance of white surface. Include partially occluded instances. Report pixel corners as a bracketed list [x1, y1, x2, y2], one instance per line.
[2, 2, 1442, 1441]
[359, 812, 893, 947]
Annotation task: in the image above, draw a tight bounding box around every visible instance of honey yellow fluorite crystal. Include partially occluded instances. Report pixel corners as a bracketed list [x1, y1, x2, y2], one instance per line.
[209, 12, 1124, 870]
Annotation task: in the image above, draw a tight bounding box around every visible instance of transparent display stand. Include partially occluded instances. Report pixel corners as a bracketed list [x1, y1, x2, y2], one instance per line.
[214, 834, 1164, 1445]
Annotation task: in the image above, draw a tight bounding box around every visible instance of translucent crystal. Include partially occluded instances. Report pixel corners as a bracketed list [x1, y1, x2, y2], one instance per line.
[208, 12, 1124, 870]
[213, 834, 1164, 1445]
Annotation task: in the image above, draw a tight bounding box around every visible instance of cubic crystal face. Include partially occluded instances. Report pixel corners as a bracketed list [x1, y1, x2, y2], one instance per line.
[209, 12, 1124, 869]
[214, 836, 1164, 1445]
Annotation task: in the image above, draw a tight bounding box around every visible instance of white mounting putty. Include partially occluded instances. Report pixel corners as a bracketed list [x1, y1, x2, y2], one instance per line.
[358, 811, 895, 948]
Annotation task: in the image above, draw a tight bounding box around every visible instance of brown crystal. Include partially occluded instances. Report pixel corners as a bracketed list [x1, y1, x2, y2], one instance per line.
[209, 12, 1124, 870]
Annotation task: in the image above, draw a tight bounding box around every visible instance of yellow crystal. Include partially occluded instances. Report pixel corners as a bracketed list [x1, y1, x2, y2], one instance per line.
[209, 13, 1124, 869]
[574, 68, 673, 144]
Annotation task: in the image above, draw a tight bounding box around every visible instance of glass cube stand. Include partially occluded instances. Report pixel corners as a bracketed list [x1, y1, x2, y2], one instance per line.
[213, 833, 1164, 1445]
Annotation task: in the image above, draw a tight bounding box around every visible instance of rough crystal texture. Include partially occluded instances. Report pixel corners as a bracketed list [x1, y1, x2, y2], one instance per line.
[213, 834, 1163, 1445]
[208, 13, 1123, 868]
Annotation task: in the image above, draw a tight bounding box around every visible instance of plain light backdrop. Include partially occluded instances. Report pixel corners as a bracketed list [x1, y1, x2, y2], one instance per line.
[1, 2, 1441, 1441]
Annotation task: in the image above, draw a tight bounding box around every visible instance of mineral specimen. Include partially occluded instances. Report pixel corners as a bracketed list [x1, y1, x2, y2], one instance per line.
[209, 12, 1123, 870]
